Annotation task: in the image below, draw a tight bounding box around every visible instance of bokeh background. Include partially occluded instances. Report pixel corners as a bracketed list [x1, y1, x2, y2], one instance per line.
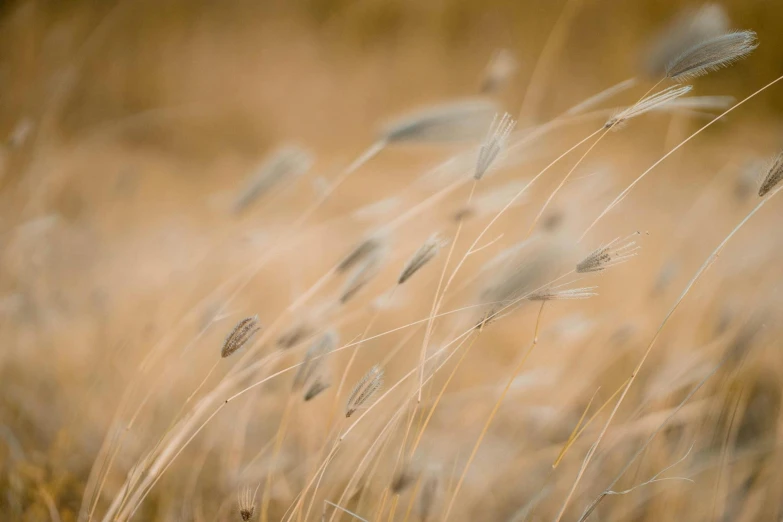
[3, 1, 783, 521]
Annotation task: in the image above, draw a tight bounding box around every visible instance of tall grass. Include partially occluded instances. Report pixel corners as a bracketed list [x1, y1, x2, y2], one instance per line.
[2, 3, 783, 522]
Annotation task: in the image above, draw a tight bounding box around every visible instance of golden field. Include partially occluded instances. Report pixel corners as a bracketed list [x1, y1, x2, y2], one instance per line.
[2, 1, 783, 521]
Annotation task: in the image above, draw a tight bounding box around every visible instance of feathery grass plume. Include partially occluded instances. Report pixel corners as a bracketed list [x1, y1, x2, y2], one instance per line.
[398, 234, 448, 285]
[666, 30, 758, 82]
[277, 320, 315, 349]
[475, 113, 515, 180]
[381, 99, 499, 144]
[304, 377, 330, 401]
[604, 86, 693, 129]
[337, 236, 383, 273]
[527, 286, 598, 301]
[643, 4, 729, 78]
[758, 151, 783, 197]
[576, 233, 641, 273]
[417, 471, 439, 521]
[221, 316, 261, 358]
[345, 364, 384, 417]
[237, 484, 258, 521]
[292, 330, 337, 391]
[339, 253, 383, 304]
[232, 146, 313, 214]
[480, 49, 517, 94]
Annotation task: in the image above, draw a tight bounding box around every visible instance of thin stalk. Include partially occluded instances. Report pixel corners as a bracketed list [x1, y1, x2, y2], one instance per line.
[442, 303, 546, 521]
[580, 73, 783, 242]
[555, 184, 783, 522]
[418, 180, 477, 401]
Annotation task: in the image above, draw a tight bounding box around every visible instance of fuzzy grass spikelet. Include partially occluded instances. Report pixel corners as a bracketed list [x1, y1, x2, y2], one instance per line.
[398, 234, 448, 285]
[346, 364, 384, 417]
[337, 237, 383, 273]
[340, 254, 383, 304]
[643, 4, 729, 78]
[527, 286, 598, 301]
[605, 86, 692, 129]
[304, 378, 330, 401]
[665, 30, 758, 81]
[758, 151, 783, 197]
[237, 485, 258, 521]
[232, 146, 313, 214]
[292, 330, 337, 391]
[381, 99, 499, 143]
[221, 316, 261, 358]
[475, 113, 515, 180]
[577, 233, 641, 273]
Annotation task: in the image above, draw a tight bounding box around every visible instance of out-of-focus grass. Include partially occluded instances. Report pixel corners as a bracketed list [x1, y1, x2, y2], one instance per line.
[2, 1, 783, 521]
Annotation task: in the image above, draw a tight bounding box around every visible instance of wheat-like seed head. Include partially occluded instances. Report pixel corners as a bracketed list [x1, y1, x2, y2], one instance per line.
[221, 316, 261, 358]
[232, 146, 313, 214]
[665, 30, 758, 82]
[337, 237, 383, 273]
[475, 112, 515, 180]
[577, 233, 641, 273]
[527, 286, 598, 301]
[758, 151, 783, 197]
[304, 377, 330, 401]
[237, 484, 258, 521]
[346, 364, 384, 417]
[277, 320, 315, 350]
[380, 99, 499, 143]
[605, 86, 692, 129]
[340, 253, 383, 304]
[398, 233, 448, 285]
[643, 4, 729, 79]
[292, 330, 337, 391]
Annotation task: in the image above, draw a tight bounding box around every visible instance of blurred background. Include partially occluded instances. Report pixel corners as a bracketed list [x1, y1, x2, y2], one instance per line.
[3, 0, 783, 521]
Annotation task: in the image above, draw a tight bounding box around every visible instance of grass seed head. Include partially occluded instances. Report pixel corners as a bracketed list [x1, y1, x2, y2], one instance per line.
[605, 86, 692, 129]
[237, 484, 258, 521]
[381, 99, 499, 143]
[292, 330, 337, 391]
[666, 30, 758, 81]
[221, 316, 261, 358]
[304, 377, 330, 401]
[337, 236, 383, 273]
[643, 4, 729, 78]
[758, 151, 783, 197]
[233, 146, 313, 214]
[577, 232, 641, 273]
[527, 286, 598, 301]
[475, 112, 515, 180]
[398, 233, 448, 285]
[340, 253, 383, 304]
[346, 364, 384, 417]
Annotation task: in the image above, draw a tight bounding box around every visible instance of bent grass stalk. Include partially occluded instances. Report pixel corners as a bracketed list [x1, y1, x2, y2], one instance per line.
[108, 94, 700, 521]
[552, 377, 630, 468]
[553, 183, 783, 522]
[415, 127, 602, 404]
[418, 180, 477, 402]
[580, 73, 783, 242]
[441, 303, 546, 521]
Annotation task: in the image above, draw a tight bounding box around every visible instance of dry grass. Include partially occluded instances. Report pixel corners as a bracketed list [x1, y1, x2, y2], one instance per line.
[2, 2, 783, 522]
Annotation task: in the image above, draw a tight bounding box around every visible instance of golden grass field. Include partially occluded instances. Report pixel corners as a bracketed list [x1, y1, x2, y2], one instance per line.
[3, 1, 783, 521]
